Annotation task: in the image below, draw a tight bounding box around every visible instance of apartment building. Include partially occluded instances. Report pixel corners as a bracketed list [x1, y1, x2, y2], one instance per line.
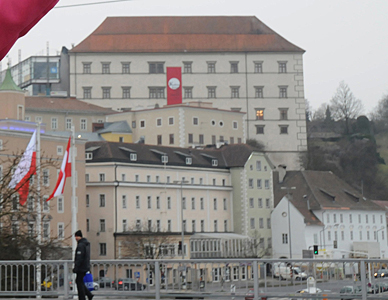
[84, 141, 233, 259]
[107, 102, 245, 147]
[223, 145, 274, 257]
[69, 16, 307, 170]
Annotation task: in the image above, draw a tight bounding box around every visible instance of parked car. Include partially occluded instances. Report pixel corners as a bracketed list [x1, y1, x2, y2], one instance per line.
[374, 269, 387, 278]
[116, 278, 146, 291]
[96, 277, 114, 288]
[245, 288, 267, 300]
[340, 285, 362, 300]
[374, 282, 388, 293]
[292, 288, 322, 300]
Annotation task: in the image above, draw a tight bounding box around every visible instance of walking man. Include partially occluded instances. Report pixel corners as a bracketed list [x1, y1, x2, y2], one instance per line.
[73, 230, 93, 300]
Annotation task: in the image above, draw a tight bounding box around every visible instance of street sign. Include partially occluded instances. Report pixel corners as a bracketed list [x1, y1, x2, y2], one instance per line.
[135, 272, 140, 278]
[303, 250, 314, 258]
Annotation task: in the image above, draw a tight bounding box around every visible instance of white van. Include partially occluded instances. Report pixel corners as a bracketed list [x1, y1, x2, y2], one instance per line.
[274, 264, 307, 280]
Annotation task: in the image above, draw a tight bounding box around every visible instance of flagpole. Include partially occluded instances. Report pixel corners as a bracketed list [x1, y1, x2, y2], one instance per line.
[71, 126, 77, 256]
[36, 123, 42, 297]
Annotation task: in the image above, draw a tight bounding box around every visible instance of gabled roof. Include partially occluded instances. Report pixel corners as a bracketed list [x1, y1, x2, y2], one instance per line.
[71, 16, 304, 53]
[26, 96, 115, 114]
[274, 170, 383, 226]
[96, 121, 132, 134]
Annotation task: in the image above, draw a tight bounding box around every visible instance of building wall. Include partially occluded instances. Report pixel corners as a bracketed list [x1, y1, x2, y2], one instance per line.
[0, 91, 25, 120]
[271, 197, 306, 259]
[85, 162, 232, 259]
[107, 104, 245, 147]
[315, 209, 388, 259]
[70, 51, 306, 170]
[25, 110, 106, 132]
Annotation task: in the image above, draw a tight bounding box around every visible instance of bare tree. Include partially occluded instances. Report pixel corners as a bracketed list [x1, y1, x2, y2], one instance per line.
[311, 103, 329, 121]
[0, 146, 69, 261]
[330, 81, 364, 134]
[371, 94, 388, 132]
[243, 230, 271, 258]
[119, 221, 175, 259]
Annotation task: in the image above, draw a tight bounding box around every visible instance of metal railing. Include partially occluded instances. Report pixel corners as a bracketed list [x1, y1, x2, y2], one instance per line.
[0, 258, 388, 299]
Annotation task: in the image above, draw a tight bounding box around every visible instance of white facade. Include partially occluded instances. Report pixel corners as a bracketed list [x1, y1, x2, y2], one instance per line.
[272, 196, 388, 259]
[85, 161, 233, 259]
[70, 51, 307, 170]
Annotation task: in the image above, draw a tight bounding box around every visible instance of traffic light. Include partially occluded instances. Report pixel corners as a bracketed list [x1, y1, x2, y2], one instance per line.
[178, 241, 182, 251]
[313, 245, 319, 255]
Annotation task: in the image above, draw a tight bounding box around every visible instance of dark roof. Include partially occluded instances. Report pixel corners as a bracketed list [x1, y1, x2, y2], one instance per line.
[85, 141, 228, 168]
[26, 97, 115, 114]
[85, 142, 268, 169]
[274, 170, 383, 226]
[71, 16, 304, 53]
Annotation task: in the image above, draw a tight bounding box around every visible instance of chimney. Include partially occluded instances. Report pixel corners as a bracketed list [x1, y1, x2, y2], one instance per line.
[278, 164, 287, 183]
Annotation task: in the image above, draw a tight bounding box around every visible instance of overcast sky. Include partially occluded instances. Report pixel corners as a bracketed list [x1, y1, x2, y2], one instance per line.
[2, 0, 387, 114]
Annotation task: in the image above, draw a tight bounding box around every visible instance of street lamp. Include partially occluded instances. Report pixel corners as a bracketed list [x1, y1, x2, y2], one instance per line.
[280, 186, 296, 259]
[174, 180, 188, 259]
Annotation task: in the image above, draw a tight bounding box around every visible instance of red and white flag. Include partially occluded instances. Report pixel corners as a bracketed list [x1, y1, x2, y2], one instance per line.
[47, 136, 71, 201]
[9, 130, 37, 206]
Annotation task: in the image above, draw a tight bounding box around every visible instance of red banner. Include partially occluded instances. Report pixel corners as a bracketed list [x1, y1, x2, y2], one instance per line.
[166, 67, 182, 105]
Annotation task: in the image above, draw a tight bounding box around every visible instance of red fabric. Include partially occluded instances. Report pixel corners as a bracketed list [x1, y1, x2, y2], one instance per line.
[15, 151, 36, 206]
[166, 67, 182, 105]
[0, 0, 59, 60]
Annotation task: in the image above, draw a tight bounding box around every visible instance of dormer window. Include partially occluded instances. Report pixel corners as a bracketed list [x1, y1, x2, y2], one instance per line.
[162, 155, 168, 163]
[85, 153, 93, 160]
[186, 157, 192, 165]
[130, 153, 137, 161]
[212, 159, 218, 167]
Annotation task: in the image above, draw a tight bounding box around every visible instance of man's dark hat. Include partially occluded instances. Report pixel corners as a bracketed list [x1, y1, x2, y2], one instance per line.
[75, 230, 83, 237]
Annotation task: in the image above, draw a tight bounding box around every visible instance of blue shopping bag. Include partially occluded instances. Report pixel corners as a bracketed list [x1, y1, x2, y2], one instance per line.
[83, 272, 94, 291]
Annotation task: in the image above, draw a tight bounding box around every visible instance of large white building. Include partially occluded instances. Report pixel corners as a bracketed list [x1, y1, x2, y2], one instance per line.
[69, 16, 307, 170]
[272, 170, 388, 259]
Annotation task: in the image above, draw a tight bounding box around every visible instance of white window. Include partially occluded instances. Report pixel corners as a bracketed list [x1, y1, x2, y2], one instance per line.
[51, 118, 58, 130]
[249, 198, 254, 208]
[58, 223, 64, 240]
[66, 118, 72, 130]
[43, 222, 50, 239]
[58, 197, 64, 213]
[265, 180, 270, 189]
[122, 219, 127, 231]
[256, 161, 261, 171]
[57, 146, 63, 155]
[282, 233, 288, 244]
[156, 196, 160, 209]
[99, 173, 105, 181]
[43, 196, 49, 212]
[99, 219, 106, 232]
[86, 194, 89, 207]
[99, 194, 105, 207]
[191, 197, 195, 210]
[147, 196, 151, 209]
[122, 195, 127, 208]
[167, 197, 171, 209]
[223, 198, 227, 210]
[130, 153, 137, 161]
[250, 218, 255, 229]
[213, 198, 217, 210]
[43, 169, 49, 186]
[186, 157, 192, 165]
[80, 119, 87, 131]
[136, 195, 140, 209]
[200, 198, 204, 210]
